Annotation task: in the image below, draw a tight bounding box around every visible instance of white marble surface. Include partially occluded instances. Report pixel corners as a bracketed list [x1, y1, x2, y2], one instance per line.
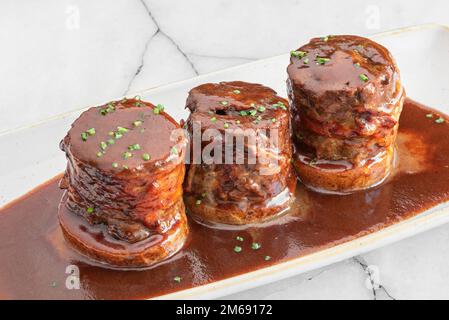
[1, 0, 449, 299]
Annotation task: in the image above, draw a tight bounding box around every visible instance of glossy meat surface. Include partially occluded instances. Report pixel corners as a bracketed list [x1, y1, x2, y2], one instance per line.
[184, 81, 296, 224]
[287, 35, 405, 192]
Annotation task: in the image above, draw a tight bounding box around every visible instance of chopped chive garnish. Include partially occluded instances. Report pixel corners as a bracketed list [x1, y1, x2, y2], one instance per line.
[303, 57, 309, 64]
[258, 106, 266, 112]
[426, 113, 433, 118]
[142, 153, 150, 161]
[96, 152, 103, 158]
[271, 118, 277, 123]
[435, 117, 445, 124]
[122, 165, 129, 169]
[220, 101, 228, 106]
[251, 242, 261, 250]
[153, 104, 165, 114]
[250, 103, 256, 107]
[108, 131, 114, 136]
[117, 126, 129, 134]
[107, 139, 115, 145]
[128, 144, 141, 151]
[112, 162, 119, 168]
[233, 90, 241, 94]
[240, 110, 248, 116]
[359, 74, 369, 82]
[170, 146, 178, 155]
[234, 246, 242, 253]
[316, 57, 331, 65]
[322, 35, 330, 42]
[114, 132, 123, 139]
[133, 120, 143, 127]
[211, 117, 217, 123]
[236, 236, 244, 242]
[123, 151, 132, 159]
[249, 110, 257, 116]
[195, 199, 202, 205]
[81, 132, 88, 141]
[264, 255, 271, 261]
[50, 281, 57, 288]
[223, 123, 230, 129]
[290, 50, 307, 58]
[354, 62, 361, 68]
[100, 141, 107, 150]
[86, 128, 96, 136]
[173, 276, 182, 283]
[86, 207, 94, 213]
[100, 109, 108, 116]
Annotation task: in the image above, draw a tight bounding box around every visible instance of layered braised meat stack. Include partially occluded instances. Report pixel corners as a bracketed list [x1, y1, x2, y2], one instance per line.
[287, 35, 405, 193]
[184, 81, 297, 224]
[58, 98, 188, 268]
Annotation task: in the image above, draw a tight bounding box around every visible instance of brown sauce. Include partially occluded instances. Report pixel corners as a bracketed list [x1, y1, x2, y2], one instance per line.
[1, 99, 449, 299]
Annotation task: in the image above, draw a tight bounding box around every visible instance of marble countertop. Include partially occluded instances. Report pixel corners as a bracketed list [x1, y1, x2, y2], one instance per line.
[1, 0, 449, 299]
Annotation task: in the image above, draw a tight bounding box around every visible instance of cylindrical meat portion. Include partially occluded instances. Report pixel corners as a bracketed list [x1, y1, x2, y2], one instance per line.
[58, 98, 188, 268]
[287, 35, 405, 193]
[184, 81, 297, 225]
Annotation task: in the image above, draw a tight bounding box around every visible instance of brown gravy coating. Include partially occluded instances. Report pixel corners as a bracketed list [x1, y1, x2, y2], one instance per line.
[1, 99, 449, 299]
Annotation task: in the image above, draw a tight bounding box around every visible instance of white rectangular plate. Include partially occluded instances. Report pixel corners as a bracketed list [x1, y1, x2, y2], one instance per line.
[1, 24, 449, 300]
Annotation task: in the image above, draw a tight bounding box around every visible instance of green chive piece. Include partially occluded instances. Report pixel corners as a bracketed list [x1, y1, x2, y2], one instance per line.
[223, 123, 230, 129]
[133, 120, 143, 127]
[271, 118, 277, 123]
[81, 132, 88, 141]
[290, 50, 307, 58]
[251, 242, 262, 250]
[426, 113, 433, 118]
[122, 165, 129, 169]
[359, 74, 369, 82]
[258, 106, 266, 112]
[153, 104, 165, 114]
[142, 153, 150, 161]
[123, 151, 132, 159]
[211, 117, 217, 123]
[173, 276, 182, 283]
[107, 139, 115, 145]
[316, 57, 331, 65]
[100, 109, 108, 116]
[96, 152, 103, 158]
[354, 62, 361, 68]
[233, 90, 241, 94]
[50, 281, 57, 288]
[86, 207, 94, 213]
[303, 57, 309, 64]
[170, 146, 178, 155]
[236, 236, 244, 242]
[117, 126, 129, 134]
[195, 199, 202, 205]
[435, 117, 445, 124]
[264, 255, 271, 261]
[249, 110, 257, 116]
[114, 132, 123, 139]
[220, 101, 228, 106]
[112, 162, 118, 168]
[240, 110, 248, 116]
[234, 246, 242, 253]
[128, 143, 141, 151]
[108, 131, 114, 136]
[100, 141, 107, 150]
[86, 128, 96, 136]
[322, 35, 330, 42]
[250, 103, 256, 107]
